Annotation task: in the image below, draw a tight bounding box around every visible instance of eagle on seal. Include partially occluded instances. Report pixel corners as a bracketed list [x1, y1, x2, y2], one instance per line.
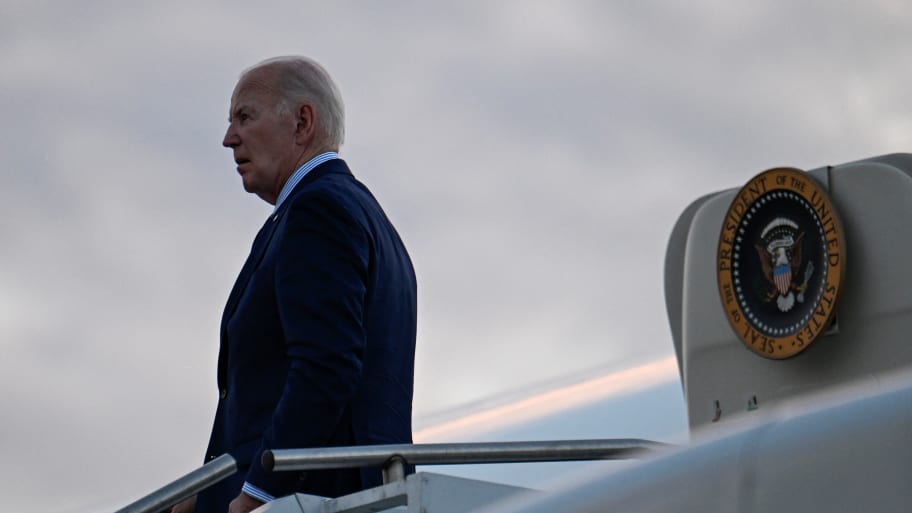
[755, 217, 806, 312]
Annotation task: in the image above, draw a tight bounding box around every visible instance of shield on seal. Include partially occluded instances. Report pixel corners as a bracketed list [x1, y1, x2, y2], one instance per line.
[773, 264, 791, 295]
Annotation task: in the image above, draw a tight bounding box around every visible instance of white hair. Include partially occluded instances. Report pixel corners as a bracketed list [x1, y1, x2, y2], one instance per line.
[242, 56, 346, 149]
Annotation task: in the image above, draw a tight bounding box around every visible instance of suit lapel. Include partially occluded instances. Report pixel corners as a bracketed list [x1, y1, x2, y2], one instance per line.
[221, 216, 279, 327]
[221, 159, 350, 322]
[216, 158, 354, 385]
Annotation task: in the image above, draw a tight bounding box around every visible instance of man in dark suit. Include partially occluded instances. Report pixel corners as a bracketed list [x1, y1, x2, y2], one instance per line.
[175, 56, 417, 513]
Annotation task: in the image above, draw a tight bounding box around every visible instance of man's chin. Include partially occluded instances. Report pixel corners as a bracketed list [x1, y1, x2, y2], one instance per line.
[240, 175, 257, 193]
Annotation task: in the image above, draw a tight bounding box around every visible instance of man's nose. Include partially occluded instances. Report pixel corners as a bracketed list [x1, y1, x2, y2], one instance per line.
[223, 125, 239, 148]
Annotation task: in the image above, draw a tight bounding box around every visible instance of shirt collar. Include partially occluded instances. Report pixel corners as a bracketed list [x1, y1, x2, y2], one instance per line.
[274, 151, 339, 212]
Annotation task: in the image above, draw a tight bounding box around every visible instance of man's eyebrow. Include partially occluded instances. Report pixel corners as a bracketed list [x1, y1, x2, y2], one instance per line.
[228, 105, 247, 122]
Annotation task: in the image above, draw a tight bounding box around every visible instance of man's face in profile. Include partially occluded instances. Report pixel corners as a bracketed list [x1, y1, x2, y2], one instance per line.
[222, 69, 299, 205]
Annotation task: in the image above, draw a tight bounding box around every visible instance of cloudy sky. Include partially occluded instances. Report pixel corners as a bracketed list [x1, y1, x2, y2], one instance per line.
[2, 1, 911, 511]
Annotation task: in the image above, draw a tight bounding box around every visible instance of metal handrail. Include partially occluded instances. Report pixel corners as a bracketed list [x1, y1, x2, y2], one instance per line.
[263, 438, 669, 473]
[113, 438, 670, 513]
[113, 453, 237, 513]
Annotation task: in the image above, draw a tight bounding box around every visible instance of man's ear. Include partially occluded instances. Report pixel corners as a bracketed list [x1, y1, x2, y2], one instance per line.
[294, 103, 316, 145]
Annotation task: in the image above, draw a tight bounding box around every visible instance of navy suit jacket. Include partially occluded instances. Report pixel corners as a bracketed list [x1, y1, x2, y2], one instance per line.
[196, 159, 417, 512]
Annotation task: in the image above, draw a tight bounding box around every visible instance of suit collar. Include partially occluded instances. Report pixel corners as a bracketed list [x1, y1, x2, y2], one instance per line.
[273, 152, 340, 211]
[273, 158, 352, 217]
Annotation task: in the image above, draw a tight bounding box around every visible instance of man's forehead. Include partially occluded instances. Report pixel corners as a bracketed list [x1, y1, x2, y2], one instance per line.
[230, 69, 279, 107]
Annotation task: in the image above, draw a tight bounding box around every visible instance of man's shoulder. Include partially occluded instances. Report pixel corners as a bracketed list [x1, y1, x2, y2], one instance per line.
[280, 177, 382, 239]
[287, 162, 378, 213]
[288, 159, 358, 197]
[286, 175, 361, 214]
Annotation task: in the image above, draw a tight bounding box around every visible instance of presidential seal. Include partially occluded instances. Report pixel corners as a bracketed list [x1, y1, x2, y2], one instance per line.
[717, 167, 846, 359]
